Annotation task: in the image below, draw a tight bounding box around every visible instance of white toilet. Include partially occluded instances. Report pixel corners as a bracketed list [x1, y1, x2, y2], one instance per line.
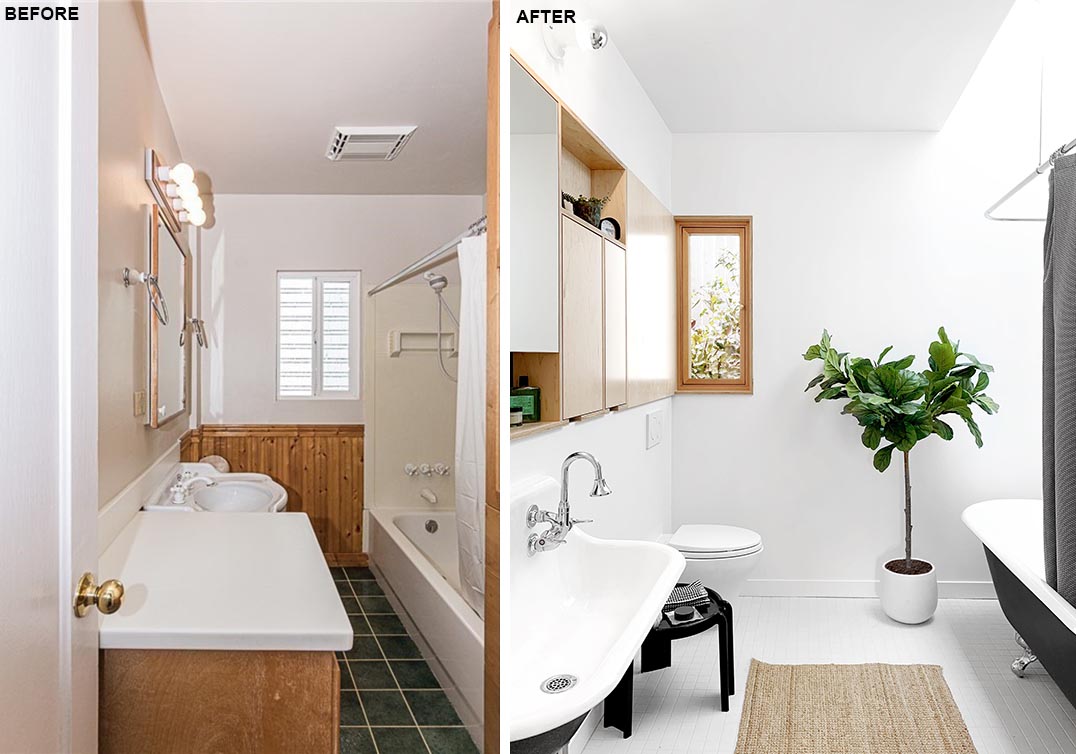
[665, 524, 763, 599]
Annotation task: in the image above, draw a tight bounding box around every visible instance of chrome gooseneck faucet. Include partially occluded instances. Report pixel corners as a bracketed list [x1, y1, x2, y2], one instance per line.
[526, 451, 612, 555]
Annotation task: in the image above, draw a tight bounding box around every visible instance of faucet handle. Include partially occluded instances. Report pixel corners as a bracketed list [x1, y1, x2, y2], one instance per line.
[570, 518, 594, 527]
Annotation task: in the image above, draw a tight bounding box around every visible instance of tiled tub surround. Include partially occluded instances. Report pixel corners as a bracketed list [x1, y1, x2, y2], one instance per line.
[582, 597, 1076, 754]
[332, 566, 479, 754]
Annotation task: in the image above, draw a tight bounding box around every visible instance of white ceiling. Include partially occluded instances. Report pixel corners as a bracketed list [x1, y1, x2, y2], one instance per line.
[571, 0, 1014, 133]
[142, 1, 489, 195]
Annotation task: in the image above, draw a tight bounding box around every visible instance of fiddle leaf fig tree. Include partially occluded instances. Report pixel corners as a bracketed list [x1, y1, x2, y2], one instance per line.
[803, 328, 999, 574]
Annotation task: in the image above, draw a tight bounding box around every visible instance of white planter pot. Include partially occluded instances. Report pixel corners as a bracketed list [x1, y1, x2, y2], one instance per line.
[879, 559, 938, 624]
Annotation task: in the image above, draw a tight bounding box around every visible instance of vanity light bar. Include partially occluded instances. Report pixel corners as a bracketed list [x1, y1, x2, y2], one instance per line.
[156, 160, 207, 227]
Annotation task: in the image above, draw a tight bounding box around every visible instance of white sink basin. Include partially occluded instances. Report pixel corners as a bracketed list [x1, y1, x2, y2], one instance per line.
[144, 473, 288, 513]
[510, 476, 685, 743]
[192, 481, 280, 513]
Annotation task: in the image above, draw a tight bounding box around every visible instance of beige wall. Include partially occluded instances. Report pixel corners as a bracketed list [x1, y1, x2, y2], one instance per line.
[98, 1, 190, 504]
[195, 193, 483, 426]
[366, 283, 460, 510]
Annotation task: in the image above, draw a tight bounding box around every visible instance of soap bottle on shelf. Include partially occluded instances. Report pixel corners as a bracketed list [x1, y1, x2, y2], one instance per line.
[510, 376, 541, 424]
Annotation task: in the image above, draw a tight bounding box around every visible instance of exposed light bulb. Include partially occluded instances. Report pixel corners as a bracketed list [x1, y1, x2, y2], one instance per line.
[188, 208, 207, 227]
[170, 162, 195, 185]
[182, 195, 203, 212]
[176, 182, 199, 201]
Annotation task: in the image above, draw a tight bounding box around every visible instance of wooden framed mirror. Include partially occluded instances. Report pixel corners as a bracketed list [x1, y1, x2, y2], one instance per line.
[147, 203, 188, 428]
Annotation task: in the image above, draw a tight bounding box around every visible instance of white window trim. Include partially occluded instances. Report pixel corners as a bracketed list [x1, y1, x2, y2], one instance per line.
[276, 270, 361, 401]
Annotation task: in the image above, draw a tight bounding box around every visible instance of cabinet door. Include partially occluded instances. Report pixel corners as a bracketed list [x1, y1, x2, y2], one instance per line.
[604, 240, 627, 408]
[561, 217, 605, 418]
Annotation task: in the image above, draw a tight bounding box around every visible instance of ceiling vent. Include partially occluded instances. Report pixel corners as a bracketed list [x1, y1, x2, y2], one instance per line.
[325, 126, 417, 161]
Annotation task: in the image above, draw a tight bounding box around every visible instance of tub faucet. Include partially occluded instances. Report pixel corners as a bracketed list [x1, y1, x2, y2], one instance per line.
[526, 451, 612, 555]
[170, 474, 216, 504]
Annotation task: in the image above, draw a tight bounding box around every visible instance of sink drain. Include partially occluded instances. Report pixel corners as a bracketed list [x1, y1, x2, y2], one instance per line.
[540, 674, 578, 694]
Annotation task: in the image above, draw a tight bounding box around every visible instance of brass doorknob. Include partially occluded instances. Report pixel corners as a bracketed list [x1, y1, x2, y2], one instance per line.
[73, 572, 125, 617]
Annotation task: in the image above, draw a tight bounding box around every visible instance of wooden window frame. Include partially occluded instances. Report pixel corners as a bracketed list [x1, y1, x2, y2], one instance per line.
[675, 216, 753, 394]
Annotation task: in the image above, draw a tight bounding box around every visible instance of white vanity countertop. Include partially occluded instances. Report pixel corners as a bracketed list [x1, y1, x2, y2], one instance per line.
[98, 512, 353, 651]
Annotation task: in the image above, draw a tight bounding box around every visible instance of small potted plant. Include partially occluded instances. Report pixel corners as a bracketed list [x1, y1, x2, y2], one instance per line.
[803, 328, 998, 624]
[562, 192, 609, 228]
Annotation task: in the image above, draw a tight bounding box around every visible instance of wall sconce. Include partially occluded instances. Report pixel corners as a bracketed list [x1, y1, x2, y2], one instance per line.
[542, 19, 609, 61]
[145, 149, 207, 231]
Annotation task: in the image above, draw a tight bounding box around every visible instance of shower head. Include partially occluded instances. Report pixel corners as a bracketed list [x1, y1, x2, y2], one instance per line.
[423, 271, 449, 294]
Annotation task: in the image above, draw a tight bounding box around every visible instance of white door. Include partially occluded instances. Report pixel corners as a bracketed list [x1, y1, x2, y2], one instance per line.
[1, 12, 101, 753]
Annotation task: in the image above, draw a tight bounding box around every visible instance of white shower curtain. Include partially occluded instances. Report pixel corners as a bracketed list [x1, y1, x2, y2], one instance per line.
[454, 235, 486, 618]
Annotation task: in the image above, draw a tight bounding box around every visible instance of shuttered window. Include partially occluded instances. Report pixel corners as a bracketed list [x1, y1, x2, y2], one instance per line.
[277, 271, 359, 399]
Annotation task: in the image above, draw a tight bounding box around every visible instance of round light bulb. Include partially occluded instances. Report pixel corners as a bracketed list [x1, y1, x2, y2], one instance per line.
[183, 195, 203, 212]
[188, 208, 207, 227]
[176, 182, 199, 201]
[170, 162, 195, 185]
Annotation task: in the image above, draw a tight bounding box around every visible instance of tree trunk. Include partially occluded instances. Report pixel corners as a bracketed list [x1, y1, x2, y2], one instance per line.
[903, 450, 912, 567]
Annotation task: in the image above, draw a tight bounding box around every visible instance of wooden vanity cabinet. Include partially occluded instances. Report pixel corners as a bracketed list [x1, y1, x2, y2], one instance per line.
[603, 238, 627, 409]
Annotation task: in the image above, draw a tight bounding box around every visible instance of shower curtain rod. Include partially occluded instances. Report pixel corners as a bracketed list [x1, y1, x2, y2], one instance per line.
[985, 136, 1076, 221]
[367, 216, 487, 296]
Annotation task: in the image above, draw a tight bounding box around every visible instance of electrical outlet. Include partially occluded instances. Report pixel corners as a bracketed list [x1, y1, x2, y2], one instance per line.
[646, 409, 665, 449]
[133, 390, 146, 417]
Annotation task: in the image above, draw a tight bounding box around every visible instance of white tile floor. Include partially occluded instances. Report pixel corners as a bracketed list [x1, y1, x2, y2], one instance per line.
[583, 598, 1076, 754]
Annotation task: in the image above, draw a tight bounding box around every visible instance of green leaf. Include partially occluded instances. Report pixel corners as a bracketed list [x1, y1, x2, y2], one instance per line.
[973, 394, 1000, 414]
[891, 402, 921, 415]
[805, 374, 825, 392]
[876, 345, 893, 364]
[820, 330, 831, 350]
[874, 444, 896, 472]
[804, 344, 821, 360]
[862, 425, 882, 450]
[868, 367, 927, 402]
[950, 365, 977, 379]
[937, 327, 951, 345]
[883, 355, 915, 370]
[815, 386, 844, 402]
[960, 353, 994, 373]
[932, 418, 954, 440]
[929, 339, 957, 375]
[856, 392, 891, 406]
[962, 413, 983, 447]
[975, 372, 990, 391]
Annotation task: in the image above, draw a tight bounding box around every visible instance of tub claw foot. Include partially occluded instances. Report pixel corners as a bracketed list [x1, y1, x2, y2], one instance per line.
[1011, 633, 1038, 678]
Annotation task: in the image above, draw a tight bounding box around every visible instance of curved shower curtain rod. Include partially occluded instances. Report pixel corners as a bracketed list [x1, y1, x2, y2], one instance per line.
[367, 216, 487, 296]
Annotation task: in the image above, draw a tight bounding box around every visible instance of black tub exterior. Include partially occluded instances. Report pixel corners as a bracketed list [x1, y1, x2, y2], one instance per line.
[984, 546, 1076, 708]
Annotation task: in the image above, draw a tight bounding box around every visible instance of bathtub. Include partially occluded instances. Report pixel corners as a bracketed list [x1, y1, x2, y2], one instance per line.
[963, 499, 1076, 708]
[368, 509, 483, 742]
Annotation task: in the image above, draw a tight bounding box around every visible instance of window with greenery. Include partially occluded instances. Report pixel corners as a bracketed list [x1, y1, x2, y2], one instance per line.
[676, 217, 753, 393]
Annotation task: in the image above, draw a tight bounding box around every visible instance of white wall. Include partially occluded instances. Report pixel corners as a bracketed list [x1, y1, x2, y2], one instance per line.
[510, 17, 673, 209]
[366, 283, 460, 509]
[511, 400, 673, 542]
[197, 193, 483, 425]
[98, 0, 191, 503]
[670, 0, 1047, 596]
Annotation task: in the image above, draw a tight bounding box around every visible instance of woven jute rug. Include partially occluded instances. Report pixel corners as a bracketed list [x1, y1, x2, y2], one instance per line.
[734, 660, 978, 754]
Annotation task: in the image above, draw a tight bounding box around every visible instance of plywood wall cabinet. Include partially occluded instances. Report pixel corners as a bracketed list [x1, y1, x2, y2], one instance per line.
[181, 425, 363, 560]
[560, 216, 606, 419]
[604, 239, 627, 409]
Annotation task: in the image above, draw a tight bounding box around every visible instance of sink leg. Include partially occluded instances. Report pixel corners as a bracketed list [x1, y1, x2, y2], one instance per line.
[641, 632, 671, 673]
[1012, 632, 1038, 678]
[602, 663, 634, 738]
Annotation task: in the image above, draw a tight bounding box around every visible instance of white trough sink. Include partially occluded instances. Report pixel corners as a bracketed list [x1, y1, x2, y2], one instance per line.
[510, 476, 685, 743]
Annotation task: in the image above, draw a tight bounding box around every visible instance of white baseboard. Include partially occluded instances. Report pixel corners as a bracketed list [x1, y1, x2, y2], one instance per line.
[97, 442, 181, 555]
[743, 578, 997, 600]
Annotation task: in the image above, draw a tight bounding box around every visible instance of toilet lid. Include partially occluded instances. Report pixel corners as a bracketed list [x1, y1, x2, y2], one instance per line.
[669, 524, 762, 555]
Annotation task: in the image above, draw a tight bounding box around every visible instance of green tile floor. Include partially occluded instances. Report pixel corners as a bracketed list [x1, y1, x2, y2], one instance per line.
[331, 566, 479, 754]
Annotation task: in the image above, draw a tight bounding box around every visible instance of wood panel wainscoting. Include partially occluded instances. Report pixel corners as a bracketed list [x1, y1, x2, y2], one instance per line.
[100, 649, 339, 754]
[181, 425, 366, 566]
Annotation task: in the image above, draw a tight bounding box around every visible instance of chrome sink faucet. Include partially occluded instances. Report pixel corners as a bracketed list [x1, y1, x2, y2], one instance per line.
[526, 451, 612, 555]
[169, 472, 217, 504]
